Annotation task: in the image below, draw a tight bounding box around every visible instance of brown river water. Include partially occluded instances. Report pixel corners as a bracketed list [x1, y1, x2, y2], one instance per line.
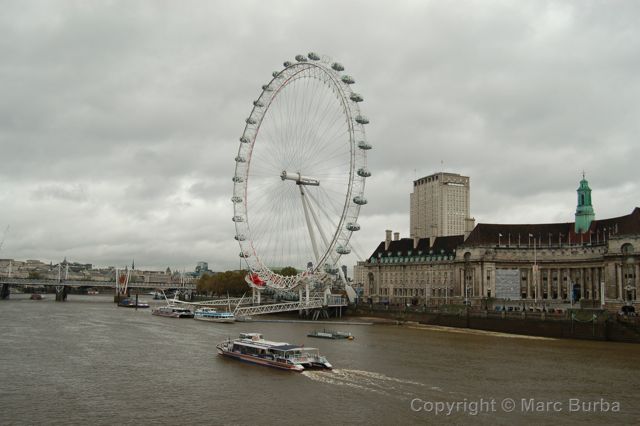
[0, 294, 638, 425]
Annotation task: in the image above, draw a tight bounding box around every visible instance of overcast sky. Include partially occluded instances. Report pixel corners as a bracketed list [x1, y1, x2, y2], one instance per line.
[1, 0, 639, 271]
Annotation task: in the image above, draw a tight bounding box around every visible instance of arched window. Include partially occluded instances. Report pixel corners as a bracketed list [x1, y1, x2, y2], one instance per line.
[622, 243, 634, 254]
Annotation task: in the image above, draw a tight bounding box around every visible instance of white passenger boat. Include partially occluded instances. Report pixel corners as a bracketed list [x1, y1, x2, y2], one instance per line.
[216, 333, 332, 372]
[194, 308, 235, 323]
[152, 306, 194, 318]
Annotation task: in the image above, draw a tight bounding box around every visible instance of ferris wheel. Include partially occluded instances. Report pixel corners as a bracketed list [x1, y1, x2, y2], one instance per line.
[232, 52, 372, 290]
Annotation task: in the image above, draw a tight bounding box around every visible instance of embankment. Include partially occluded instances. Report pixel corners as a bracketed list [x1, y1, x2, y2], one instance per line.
[348, 306, 640, 343]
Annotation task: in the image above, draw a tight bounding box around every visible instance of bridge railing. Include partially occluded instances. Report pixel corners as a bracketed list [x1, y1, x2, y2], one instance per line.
[234, 298, 324, 317]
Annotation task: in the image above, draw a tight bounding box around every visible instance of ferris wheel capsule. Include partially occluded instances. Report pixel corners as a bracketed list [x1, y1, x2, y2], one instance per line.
[295, 54, 308, 62]
[355, 115, 369, 124]
[308, 52, 320, 61]
[357, 140, 372, 150]
[331, 62, 344, 71]
[346, 222, 360, 231]
[357, 168, 371, 177]
[353, 196, 367, 205]
[336, 245, 351, 255]
[324, 264, 339, 274]
[350, 93, 363, 102]
[341, 75, 355, 84]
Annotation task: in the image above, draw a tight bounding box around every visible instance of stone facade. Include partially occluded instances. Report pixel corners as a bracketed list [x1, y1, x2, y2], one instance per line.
[355, 209, 640, 313]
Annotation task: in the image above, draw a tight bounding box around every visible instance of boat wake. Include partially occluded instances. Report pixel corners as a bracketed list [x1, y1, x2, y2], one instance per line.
[302, 369, 441, 398]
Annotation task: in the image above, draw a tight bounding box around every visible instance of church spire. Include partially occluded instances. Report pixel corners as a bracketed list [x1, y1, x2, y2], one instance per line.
[575, 173, 595, 233]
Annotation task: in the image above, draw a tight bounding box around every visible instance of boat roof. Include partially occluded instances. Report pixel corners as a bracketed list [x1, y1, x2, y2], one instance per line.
[235, 338, 317, 352]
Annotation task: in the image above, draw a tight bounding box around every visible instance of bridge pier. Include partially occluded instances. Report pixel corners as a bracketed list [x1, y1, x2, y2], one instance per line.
[114, 290, 129, 303]
[252, 287, 261, 305]
[55, 285, 68, 302]
[177, 290, 193, 301]
[1, 284, 10, 300]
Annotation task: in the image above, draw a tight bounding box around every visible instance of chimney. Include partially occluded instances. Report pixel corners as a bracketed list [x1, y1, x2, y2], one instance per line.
[385, 230, 392, 250]
[464, 217, 476, 240]
[393, 232, 400, 241]
[413, 236, 420, 249]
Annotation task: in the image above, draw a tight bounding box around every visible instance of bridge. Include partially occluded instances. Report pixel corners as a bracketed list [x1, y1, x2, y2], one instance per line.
[0, 278, 195, 289]
[174, 291, 348, 319]
[1, 273, 349, 319]
[0, 276, 196, 302]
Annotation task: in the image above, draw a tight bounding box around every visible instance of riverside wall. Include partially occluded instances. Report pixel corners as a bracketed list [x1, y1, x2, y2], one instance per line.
[348, 306, 640, 343]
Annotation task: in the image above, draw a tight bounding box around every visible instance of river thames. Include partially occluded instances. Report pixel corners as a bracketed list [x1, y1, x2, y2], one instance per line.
[1, 294, 638, 425]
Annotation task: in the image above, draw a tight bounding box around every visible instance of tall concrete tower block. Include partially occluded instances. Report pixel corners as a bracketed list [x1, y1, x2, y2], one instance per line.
[410, 172, 472, 239]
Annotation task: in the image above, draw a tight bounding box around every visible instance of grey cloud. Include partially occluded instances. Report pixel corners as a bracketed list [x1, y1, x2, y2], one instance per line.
[31, 183, 88, 202]
[1, 0, 639, 270]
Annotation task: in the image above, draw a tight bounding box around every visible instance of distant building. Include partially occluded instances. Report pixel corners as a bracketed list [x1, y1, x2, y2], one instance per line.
[194, 261, 213, 277]
[410, 172, 474, 239]
[355, 176, 639, 312]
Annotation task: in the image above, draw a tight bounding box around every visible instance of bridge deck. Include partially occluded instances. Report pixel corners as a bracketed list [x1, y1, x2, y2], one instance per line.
[0, 278, 195, 290]
[234, 299, 325, 317]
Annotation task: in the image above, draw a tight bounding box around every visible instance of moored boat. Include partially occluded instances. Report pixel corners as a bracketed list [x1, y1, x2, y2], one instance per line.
[216, 333, 332, 372]
[194, 308, 235, 323]
[152, 305, 194, 318]
[30, 293, 43, 300]
[308, 329, 354, 340]
[118, 298, 150, 308]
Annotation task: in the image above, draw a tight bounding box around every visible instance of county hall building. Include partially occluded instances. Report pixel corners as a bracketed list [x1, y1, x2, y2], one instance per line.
[354, 173, 639, 313]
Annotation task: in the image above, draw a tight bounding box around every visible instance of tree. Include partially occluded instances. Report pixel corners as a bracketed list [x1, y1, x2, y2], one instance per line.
[197, 270, 247, 297]
[280, 266, 297, 276]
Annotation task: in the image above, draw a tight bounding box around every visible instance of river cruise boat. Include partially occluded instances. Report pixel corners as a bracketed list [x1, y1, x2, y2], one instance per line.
[152, 305, 194, 318]
[194, 308, 235, 323]
[216, 333, 332, 372]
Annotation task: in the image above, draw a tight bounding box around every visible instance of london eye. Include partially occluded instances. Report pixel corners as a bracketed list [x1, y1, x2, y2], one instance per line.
[232, 52, 372, 290]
